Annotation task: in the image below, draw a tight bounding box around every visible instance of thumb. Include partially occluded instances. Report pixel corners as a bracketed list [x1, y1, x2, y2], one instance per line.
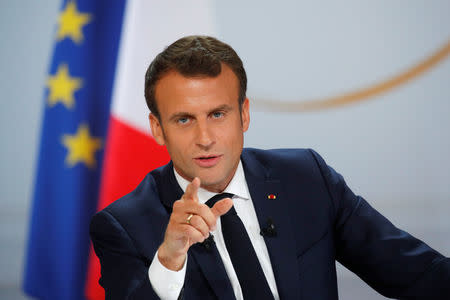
[211, 198, 233, 218]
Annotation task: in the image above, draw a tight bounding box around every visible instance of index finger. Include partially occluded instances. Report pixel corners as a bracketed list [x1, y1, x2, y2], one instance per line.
[184, 177, 200, 201]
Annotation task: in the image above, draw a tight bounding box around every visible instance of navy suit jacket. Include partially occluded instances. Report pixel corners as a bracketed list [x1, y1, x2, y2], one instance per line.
[90, 148, 450, 299]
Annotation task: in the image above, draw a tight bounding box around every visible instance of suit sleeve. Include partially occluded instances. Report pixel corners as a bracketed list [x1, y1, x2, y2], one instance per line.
[309, 149, 450, 299]
[90, 209, 161, 300]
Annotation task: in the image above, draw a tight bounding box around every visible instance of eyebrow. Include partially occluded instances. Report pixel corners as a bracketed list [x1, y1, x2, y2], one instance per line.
[168, 104, 233, 122]
[209, 104, 233, 114]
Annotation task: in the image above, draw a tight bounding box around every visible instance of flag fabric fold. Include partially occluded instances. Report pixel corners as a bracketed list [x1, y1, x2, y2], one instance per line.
[24, 1, 126, 299]
[25, 0, 216, 299]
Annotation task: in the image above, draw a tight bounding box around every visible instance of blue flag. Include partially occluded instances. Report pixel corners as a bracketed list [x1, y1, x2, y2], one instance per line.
[24, 1, 126, 299]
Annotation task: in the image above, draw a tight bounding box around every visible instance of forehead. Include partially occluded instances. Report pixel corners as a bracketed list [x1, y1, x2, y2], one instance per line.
[154, 64, 240, 118]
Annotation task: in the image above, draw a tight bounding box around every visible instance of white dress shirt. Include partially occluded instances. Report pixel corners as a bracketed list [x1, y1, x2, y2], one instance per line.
[148, 161, 280, 300]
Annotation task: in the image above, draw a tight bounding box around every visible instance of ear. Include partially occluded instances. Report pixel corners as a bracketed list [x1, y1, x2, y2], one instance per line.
[149, 113, 165, 146]
[241, 98, 250, 132]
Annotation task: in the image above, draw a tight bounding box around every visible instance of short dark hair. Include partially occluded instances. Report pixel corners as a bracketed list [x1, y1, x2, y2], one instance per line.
[144, 35, 247, 120]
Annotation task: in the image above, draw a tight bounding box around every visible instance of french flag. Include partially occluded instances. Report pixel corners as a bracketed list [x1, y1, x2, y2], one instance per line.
[24, 0, 215, 299]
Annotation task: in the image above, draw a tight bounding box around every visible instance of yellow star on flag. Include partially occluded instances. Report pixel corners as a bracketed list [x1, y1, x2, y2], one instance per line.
[62, 124, 102, 169]
[57, 1, 92, 44]
[47, 64, 82, 109]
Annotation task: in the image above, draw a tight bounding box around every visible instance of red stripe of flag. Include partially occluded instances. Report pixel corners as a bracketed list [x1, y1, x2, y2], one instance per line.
[85, 116, 170, 299]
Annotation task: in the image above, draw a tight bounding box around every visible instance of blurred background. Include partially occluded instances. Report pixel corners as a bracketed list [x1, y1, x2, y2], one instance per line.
[1, 0, 449, 299]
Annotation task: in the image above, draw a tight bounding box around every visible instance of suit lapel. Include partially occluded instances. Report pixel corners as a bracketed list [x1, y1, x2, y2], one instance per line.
[242, 150, 301, 300]
[155, 162, 235, 300]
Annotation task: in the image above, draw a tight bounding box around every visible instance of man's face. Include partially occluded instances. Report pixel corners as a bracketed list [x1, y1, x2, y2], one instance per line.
[149, 64, 249, 193]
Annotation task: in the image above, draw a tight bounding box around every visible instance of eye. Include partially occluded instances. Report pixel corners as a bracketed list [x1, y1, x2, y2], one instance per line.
[212, 111, 224, 119]
[177, 117, 189, 124]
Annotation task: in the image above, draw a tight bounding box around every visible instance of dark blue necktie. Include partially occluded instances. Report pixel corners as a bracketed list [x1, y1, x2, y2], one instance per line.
[206, 193, 274, 299]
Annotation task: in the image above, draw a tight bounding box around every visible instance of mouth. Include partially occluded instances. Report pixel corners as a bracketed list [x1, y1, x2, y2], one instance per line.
[193, 154, 223, 168]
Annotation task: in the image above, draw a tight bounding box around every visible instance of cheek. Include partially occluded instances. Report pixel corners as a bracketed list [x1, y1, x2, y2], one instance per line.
[164, 131, 192, 159]
[219, 117, 243, 138]
[219, 125, 244, 151]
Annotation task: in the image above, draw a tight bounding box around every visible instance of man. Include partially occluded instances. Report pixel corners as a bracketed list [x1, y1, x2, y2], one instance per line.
[90, 35, 450, 299]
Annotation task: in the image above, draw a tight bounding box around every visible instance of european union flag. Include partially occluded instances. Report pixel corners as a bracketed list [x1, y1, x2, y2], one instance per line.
[24, 1, 126, 299]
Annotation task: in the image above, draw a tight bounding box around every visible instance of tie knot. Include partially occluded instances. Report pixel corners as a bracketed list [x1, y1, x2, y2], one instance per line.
[205, 193, 234, 208]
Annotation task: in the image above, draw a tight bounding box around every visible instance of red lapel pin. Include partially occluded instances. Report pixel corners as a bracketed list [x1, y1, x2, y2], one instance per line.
[267, 194, 276, 200]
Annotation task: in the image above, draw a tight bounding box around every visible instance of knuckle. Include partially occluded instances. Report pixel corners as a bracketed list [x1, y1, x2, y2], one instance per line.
[185, 217, 208, 239]
[193, 228, 205, 241]
[198, 204, 209, 215]
[186, 226, 202, 242]
[183, 225, 194, 236]
[200, 205, 214, 224]
[195, 219, 209, 235]
[191, 215, 202, 228]
[168, 214, 178, 225]
[173, 200, 183, 210]
[185, 185, 193, 194]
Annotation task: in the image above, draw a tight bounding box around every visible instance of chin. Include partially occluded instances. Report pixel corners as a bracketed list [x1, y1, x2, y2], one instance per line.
[198, 176, 219, 187]
[198, 176, 225, 191]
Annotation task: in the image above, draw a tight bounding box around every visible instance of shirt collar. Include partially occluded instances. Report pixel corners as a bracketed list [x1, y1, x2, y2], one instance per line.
[173, 160, 250, 204]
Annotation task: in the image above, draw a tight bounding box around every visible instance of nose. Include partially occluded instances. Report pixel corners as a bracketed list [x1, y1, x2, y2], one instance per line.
[195, 119, 215, 149]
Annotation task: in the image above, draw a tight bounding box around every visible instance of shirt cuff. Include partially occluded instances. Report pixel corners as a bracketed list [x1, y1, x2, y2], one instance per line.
[148, 250, 187, 300]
